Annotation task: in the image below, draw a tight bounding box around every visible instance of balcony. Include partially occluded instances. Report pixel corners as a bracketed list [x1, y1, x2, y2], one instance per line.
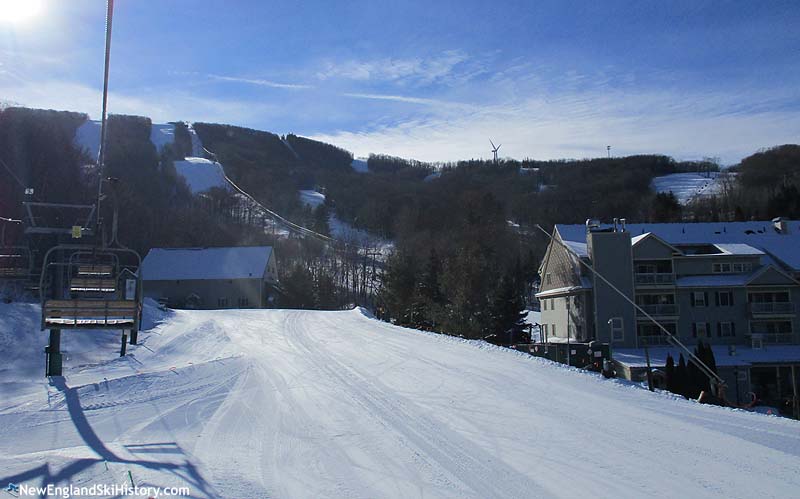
[636, 304, 679, 316]
[637, 334, 671, 346]
[747, 333, 794, 345]
[635, 273, 674, 286]
[749, 302, 795, 317]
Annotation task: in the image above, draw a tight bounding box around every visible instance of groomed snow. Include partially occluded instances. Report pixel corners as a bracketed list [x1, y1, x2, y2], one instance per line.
[1, 302, 798, 498]
[651, 172, 726, 204]
[173, 157, 230, 193]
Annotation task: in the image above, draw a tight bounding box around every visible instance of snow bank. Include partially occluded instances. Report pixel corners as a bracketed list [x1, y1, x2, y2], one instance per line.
[298, 189, 326, 208]
[173, 157, 230, 193]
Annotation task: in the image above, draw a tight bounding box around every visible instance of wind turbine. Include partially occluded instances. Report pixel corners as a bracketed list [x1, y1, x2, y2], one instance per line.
[490, 139, 502, 164]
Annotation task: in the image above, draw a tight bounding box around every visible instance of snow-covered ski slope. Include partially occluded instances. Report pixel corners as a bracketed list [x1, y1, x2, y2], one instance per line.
[1, 303, 798, 498]
[74, 120, 176, 161]
[174, 157, 230, 193]
[651, 172, 729, 204]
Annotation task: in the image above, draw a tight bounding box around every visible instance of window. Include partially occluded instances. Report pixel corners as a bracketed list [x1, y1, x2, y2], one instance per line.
[238, 297, 249, 307]
[551, 324, 556, 337]
[716, 291, 734, 307]
[217, 297, 229, 308]
[636, 263, 656, 274]
[542, 299, 547, 311]
[692, 322, 710, 338]
[714, 262, 752, 273]
[550, 298, 555, 310]
[610, 317, 624, 342]
[542, 324, 548, 339]
[691, 291, 707, 307]
[712, 262, 732, 273]
[717, 322, 735, 338]
[546, 273, 552, 285]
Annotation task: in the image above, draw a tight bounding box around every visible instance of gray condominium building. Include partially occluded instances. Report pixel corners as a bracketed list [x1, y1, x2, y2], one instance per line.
[536, 218, 800, 408]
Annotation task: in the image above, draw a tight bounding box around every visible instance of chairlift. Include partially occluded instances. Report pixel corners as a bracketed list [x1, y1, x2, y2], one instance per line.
[0, 245, 32, 279]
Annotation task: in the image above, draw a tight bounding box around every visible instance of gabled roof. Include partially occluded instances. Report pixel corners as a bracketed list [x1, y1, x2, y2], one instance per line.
[631, 232, 681, 254]
[556, 221, 800, 270]
[142, 246, 273, 281]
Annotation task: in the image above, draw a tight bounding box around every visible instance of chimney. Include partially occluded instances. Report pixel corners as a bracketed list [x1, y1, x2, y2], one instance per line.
[772, 217, 790, 234]
[620, 218, 627, 232]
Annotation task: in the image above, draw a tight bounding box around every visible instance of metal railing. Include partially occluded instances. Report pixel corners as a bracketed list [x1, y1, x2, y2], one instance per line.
[747, 333, 794, 345]
[636, 304, 679, 316]
[749, 302, 794, 315]
[637, 334, 671, 346]
[635, 273, 674, 285]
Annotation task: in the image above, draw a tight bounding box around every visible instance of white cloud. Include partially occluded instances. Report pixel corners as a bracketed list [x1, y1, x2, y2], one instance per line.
[206, 74, 314, 90]
[316, 50, 472, 86]
[311, 86, 800, 165]
[0, 78, 280, 125]
[342, 92, 477, 111]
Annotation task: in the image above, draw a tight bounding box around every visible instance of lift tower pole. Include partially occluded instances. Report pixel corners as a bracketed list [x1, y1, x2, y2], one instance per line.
[95, 0, 115, 236]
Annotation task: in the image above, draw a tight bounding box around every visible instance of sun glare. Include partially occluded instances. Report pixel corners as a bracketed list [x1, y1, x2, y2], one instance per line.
[0, 0, 43, 24]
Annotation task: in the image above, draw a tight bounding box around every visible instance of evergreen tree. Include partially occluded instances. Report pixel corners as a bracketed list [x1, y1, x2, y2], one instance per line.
[486, 270, 527, 344]
[676, 354, 689, 398]
[665, 354, 677, 394]
[280, 265, 315, 309]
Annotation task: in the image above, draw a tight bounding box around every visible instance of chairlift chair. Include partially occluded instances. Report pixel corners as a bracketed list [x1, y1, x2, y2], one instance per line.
[39, 244, 142, 331]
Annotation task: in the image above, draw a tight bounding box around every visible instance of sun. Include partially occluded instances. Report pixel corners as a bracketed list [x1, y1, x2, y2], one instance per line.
[0, 0, 43, 24]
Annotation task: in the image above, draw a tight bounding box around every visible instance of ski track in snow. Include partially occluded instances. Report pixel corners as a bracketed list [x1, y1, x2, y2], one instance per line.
[1, 303, 799, 498]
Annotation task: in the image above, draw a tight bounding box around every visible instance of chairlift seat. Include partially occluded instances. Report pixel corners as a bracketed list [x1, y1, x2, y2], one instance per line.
[77, 264, 114, 276]
[69, 277, 117, 293]
[43, 299, 137, 328]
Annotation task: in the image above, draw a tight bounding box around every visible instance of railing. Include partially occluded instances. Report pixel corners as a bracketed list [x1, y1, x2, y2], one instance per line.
[749, 302, 794, 315]
[636, 304, 679, 316]
[635, 273, 674, 285]
[637, 334, 670, 346]
[747, 333, 794, 345]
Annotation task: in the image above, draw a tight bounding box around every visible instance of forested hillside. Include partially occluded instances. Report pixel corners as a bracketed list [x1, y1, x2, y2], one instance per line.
[2, 106, 798, 340]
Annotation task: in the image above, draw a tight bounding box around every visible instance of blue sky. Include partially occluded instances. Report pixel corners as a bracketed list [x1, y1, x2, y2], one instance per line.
[1, 0, 798, 164]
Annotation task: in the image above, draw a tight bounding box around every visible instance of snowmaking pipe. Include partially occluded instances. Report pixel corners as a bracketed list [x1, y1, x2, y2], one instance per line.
[533, 224, 725, 387]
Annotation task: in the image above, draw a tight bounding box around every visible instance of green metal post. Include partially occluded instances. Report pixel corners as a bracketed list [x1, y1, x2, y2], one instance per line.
[46, 329, 62, 376]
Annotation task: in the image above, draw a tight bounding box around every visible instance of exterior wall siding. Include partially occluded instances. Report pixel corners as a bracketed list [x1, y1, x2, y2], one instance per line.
[589, 231, 636, 346]
[144, 278, 265, 309]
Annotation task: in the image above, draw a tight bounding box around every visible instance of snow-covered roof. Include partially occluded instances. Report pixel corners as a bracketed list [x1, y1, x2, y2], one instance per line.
[535, 277, 593, 298]
[714, 243, 764, 256]
[142, 246, 273, 281]
[614, 345, 800, 368]
[556, 221, 800, 270]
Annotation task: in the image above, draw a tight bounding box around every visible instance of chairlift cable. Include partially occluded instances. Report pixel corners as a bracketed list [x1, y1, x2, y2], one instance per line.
[203, 146, 372, 252]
